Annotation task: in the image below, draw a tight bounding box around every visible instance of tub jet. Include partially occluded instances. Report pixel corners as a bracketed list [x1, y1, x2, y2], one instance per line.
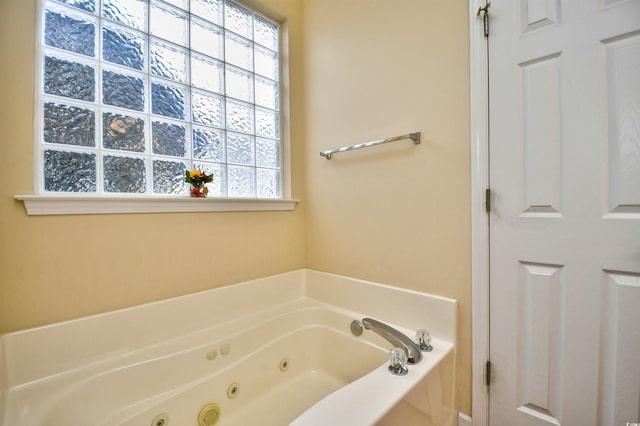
[151, 413, 168, 426]
[227, 382, 240, 399]
[279, 357, 290, 371]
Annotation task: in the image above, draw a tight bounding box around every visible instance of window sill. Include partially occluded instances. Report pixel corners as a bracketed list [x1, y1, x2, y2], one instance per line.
[15, 195, 298, 216]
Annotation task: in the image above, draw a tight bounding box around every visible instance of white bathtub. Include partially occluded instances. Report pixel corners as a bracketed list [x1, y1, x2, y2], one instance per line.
[0, 270, 457, 426]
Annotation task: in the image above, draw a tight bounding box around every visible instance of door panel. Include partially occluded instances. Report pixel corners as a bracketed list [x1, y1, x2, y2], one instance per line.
[604, 32, 640, 214]
[489, 1, 640, 424]
[599, 271, 640, 425]
[520, 53, 562, 216]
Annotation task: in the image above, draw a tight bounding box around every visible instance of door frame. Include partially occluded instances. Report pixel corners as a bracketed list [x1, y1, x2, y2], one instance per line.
[469, 0, 490, 425]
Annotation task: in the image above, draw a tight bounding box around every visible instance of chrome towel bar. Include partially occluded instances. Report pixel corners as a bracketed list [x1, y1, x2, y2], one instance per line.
[320, 132, 421, 160]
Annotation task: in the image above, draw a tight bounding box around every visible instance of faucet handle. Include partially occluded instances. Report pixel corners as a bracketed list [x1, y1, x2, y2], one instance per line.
[415, 329, 433, 352]
[388, 347, 409, 376]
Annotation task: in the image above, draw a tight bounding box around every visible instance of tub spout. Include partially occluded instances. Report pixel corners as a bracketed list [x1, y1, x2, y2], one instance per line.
[362, 318, 422, 364]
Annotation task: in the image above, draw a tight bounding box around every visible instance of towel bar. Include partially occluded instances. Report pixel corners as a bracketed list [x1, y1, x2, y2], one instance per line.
[320, 132, 421, 160]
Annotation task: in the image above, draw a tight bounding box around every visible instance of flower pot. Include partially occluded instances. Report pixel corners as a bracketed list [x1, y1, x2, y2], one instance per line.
[190, 185, 208, 198]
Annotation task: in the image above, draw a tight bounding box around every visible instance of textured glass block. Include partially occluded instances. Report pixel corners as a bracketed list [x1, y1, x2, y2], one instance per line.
[226, 98, 254, 134]
[151, 40, 187, 82]
[103, 112, 145, 152]
[225, 31, 253, 71]
[44, 56, 95, 101]
[255, 45, 278, 80]
[153, 160, 187, 194]
[44, 149, 96, 192]
[102, 0, 147, 31]
[44, 102, 95, 147]
[152, 121, 186, 157]
[193, 127, 225, 162]
[191, 17, 223, 59]
[102, 24, 145, 70]
[255, 106, 279, 139]
[227, 131, 254, 165]
[257, 168, 280, 198]
[225, 1, 252, 39]
[226, 65, 254, 103]
[228, 165, 255, 197]
[191, 54, 223, 93]
[255, 76, 279, 110]
[45, 6, 95, 57]
[254, 15, 278, 51]
[163, 0, 188, 10]
[102, 70, 145, 111]
[191, 0, 223, 25]
[194, 161, 226, 196]
[256, 137, 279, 168]
[192, 91, 224, 127]
[103, 155, 146, 193]
[150, 1, 188, 46]
[52, 0, 96, 13]
[152, 82, 186, 119]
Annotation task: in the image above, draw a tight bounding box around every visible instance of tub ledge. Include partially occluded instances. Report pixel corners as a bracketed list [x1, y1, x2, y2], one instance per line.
[290, 341, 453, 426]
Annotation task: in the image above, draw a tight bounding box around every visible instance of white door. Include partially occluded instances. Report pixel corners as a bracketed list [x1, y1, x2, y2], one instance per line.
[488, 0, 640, 425]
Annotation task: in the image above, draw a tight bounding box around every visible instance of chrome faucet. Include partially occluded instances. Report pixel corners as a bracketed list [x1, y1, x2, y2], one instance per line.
[361, 318, 423, 364]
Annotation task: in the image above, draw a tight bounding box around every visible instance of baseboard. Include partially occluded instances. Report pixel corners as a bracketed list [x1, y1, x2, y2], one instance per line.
[458, 411, 472, 426]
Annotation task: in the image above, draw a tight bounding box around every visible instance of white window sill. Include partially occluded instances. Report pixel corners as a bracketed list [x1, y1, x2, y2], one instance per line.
[15, 195, 298, 216]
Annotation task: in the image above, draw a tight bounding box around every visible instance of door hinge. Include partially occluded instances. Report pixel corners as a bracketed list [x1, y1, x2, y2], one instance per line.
[485, 188, 491, 213]
[477, 2, 491, 37]
[486, 360, 492, 387]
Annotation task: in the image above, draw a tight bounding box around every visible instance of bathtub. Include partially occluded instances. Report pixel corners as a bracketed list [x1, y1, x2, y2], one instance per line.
[0, 270, 457, 426]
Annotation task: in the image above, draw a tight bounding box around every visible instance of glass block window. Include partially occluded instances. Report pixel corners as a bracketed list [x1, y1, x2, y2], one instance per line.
[38, 0, 281, 198]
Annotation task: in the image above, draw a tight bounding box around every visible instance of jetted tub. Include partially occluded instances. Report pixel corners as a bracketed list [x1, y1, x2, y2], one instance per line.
[0, 270, 457, 426]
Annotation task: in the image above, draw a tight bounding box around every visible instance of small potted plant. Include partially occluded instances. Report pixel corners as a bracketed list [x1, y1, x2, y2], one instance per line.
[185, 169, 213, 198]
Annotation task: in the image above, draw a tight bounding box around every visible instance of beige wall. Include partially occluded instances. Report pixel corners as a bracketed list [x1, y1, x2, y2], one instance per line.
[0, 0, 472, 416]
[301, 0, 471, 413]
[0, 0, 307, 333]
